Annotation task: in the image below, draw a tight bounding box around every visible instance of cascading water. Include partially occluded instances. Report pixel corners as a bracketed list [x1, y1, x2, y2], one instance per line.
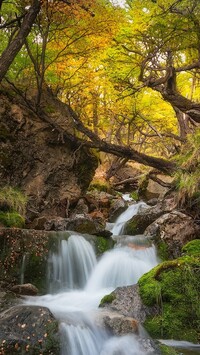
[86, 245, 158, 291]
[48, 234, 97, 292]
[25, 202, 160, 355]
[110, 201, 148, 235]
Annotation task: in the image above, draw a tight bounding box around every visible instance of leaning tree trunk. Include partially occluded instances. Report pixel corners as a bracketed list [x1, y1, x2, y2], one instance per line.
[0, 0, 40, 83]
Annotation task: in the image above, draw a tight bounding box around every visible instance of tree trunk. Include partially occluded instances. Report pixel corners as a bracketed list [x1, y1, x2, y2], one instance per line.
[0, 0, 40, 82]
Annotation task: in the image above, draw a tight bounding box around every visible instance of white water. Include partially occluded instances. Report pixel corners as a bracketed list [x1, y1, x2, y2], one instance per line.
[25, 202, 159, 354]
[86, 245, 158, 291]
[110, 201, 148, 235]
[48, 235, 96, 292]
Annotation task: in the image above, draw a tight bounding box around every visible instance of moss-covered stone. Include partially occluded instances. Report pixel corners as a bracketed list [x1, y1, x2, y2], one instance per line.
[0, 211, 25, 228]
[157, 241, 170, 261]
[182, 239, 200, 256]
[95, 236, 115, 256]
[0, 229, 52, 293]
[99, 293, 116, 306]
[159, 344, 179, 355]
[138, 254, 200, 342]
[130, 191, 139, 201]
[89, 180, 110, 192]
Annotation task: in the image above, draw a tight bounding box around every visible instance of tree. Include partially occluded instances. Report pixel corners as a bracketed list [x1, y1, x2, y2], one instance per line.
[115, 0, 200, 125]
[0, 0, 40, 82]
[1, 0, 199, 176]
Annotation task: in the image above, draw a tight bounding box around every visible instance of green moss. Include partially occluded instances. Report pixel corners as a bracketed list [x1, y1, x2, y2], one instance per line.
[159, 344, 179, 355]
[130, 191, 139, 201]
[95, 236, 114, 255]
[0, 186, 27, 215]
[99, 293, 116, 306]
[138, 265, 162, 306]
[123, 217, 139, 235]
[157, 241, 170, 261]
[23, 253, 47, 293]
[89, 180, 110, 192]
[182, 239, 200, 256]
[0, 211, 25, 227]
[138, 255, 200, 342]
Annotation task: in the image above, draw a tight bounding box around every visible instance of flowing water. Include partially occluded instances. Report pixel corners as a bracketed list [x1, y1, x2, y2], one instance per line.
[110, 201, 148, 235]
[25, 202, 162, 354]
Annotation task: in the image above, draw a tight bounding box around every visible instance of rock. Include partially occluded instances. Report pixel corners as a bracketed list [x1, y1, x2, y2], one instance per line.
[0, 290, 19, 313]
[145, 211, 200, 258]
[85, 191, 115, 219]
[70, 198, 89, 216]
[123, 197, 177, 235]
[44, 217, 69, 231]
[102, 312, 138, 336]
[145, 175, 173, 200]
[98, 287, 161, 354]
[0, 228, 55, 292]
[66, 214, 106, 235]
[99, 285, 157, 323]
[0, 305, 60, 354]
[108, 197, 127, 222]
[10, 283, 38, 296]
[147, 198, 159, 206]
[0, 89, 98, 221]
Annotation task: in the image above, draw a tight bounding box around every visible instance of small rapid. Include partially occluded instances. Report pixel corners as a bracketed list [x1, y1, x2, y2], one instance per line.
[25, 201, 160, 354]
[110, 201, 148, 235]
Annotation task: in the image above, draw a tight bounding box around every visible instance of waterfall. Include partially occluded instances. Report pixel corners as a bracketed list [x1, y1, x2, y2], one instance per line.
[60, 320, 108, 355]
[110, 201, 148, 235]
[86, 245, 158, 291]
[25, 202, 160, 355]
[48, 234, 97, 292]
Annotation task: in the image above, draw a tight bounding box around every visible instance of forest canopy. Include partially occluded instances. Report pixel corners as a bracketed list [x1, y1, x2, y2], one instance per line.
[0, 0, 200, 177]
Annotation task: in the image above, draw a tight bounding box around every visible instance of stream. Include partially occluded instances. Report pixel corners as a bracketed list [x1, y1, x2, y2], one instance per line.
[25, 201, 199, 355]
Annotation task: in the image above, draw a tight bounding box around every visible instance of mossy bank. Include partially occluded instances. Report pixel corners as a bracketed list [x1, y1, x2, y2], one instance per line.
[138, 240, 200, 342]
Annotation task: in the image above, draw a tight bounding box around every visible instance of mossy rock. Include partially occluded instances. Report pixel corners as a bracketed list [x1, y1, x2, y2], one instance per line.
[182, 239, 200, 256]
[159, 344, 179, 355]
[157, 241, 170, 261]
[0, 211, 25, 228]
[95, 236, 115, 256]
[89, 180, 110, 192]
[138, 254, 200, 342]
[22, 253, 48, 293]
[129, 190, 139, 201]
[99, 293, 116, 306]
[123, 214, 152, 235]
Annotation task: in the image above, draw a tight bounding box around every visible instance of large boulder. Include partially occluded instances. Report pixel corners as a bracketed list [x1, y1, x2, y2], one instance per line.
[123, 197, 177, 236]
[108, 197, 127, 222]
[0, 305, 60, 354]
[143, 175, 173, 200]
[99, 285, 157, 324]
[99, 286, 161, 354]
[145, 211, 200, 259]
[44, 213, 108, 236]
[0, 89, 98, 221]
[0, 228, 52, 292]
